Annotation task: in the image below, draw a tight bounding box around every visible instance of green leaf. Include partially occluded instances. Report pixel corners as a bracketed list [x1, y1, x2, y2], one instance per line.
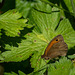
[56, 19, 75, 48]
[0, 55, 4, 60]
[30, 51, 46, 71]
[68, 55, 75, 59]
[70, 0, 75, 17]
[16, 0, 34, 18]
[0, 0, 2, 3]
[18, 70, 26, 75]
[29, 71, 44, 75]
[4, 72, 18, 75]
[48, 57, 73, 75]
[40, 0, 75, 17]
[0, 40, 34, 62]
[0, 28, 47, 62]
[31, 1, 60, 42]
[61, 0, 74, 12]
[0, 9, 27, 37]
[28, 64, 49, 75]
[69, 67, 75, 75]
[60, 0, 75, 17]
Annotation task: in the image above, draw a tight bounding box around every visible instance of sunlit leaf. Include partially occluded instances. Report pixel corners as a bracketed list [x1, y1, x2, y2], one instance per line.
[0, 1, 75, 74]
[48, 57, 73, 75]
[0, 9, 27, 37]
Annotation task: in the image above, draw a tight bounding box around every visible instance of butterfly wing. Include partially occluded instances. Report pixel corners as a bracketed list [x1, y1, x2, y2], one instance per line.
[41, 35, 68, 60]
[47, 41, 68, 59]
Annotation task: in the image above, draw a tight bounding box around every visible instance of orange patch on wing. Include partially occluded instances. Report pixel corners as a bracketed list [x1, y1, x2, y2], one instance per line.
[45, 39, 59, 55]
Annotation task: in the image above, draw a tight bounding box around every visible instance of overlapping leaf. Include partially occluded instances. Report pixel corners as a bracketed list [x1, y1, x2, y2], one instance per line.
[16, 0, 34, 18]
[0, 40, 34, 62]
[0, 31, 47, 62]
[0, 9, 27, 37]
[40, 0, 75, 17]
[48, 57, 73, 75]
[60, 0, 75, 17]
[0, 1, 75, 74]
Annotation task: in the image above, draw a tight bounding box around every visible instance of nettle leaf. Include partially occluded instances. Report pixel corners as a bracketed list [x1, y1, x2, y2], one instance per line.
[48, 57, 73, 75]
[16, 0, 34, 18]
[0, 9, 27, 37]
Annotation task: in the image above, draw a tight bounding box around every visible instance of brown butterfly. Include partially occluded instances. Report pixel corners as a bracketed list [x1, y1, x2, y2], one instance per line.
[41, 35, 68, 60]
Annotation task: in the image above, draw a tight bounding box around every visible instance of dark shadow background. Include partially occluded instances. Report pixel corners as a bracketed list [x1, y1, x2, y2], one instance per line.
[3, 57, 34, 74]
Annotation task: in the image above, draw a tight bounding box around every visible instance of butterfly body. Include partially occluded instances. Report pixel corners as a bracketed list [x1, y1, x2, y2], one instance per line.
[41, 35, 68, 60]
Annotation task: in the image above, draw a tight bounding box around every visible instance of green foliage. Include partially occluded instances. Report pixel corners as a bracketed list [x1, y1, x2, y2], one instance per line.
[60, 0, 75, 12]
[18, 70, 26, 75]
[4, 72, 17, 75]
[48, 57, 73, 75]
[0, 9, 27, 37]
[68, 55, 75, 59]
[4, 71, 26, 75]
[25, 0, 75, 74]
[0, 40, 34, 62]
[31, 1, 75, 48]
[60, 0, 75, 18]
[0, 0, 75, 75]
[70, 0, 75, 17]
[0, 0, 2, 3]
[69, 67, 75, 75]
[40, 0, 75, 17]
[16, 0, 34, 18]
